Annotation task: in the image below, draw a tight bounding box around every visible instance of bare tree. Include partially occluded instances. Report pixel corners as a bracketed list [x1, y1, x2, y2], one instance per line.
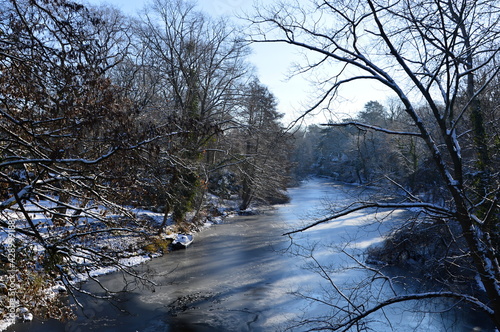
[118, 0, 253, 227]
[137, 0, 249, 122]
[250, 0, 500, 329]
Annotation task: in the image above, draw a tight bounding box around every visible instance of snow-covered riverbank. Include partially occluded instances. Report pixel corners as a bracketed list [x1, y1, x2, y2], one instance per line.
[0, 192, 252, 331]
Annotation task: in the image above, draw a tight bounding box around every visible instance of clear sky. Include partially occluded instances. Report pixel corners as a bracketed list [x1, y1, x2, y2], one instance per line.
[85, 0, 389, 125]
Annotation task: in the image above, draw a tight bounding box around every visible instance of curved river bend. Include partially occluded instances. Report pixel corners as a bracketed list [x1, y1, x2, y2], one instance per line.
[10, 178, 492, 331]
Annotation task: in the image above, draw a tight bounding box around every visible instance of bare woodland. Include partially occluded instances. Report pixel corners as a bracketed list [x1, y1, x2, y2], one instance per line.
[0, 0, 499, 330]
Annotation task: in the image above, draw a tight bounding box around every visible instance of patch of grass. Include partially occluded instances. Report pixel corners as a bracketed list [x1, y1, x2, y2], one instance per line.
[143, 237, 172, 254]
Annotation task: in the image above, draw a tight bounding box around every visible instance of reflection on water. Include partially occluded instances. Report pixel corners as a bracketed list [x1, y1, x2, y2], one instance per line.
[9, 178, 494, 331]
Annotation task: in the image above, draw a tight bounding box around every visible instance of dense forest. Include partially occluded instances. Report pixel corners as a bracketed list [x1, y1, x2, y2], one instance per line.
[1, 0, 500, 330]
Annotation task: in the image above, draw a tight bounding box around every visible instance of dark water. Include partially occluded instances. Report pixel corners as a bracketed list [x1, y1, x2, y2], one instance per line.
[8, 179, 494, 331]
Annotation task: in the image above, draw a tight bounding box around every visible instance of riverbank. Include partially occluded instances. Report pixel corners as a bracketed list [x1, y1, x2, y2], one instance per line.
[0, 192, 264, 331]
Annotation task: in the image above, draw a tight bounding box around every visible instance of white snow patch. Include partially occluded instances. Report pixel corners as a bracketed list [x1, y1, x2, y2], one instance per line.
[351, 236, 385, 249]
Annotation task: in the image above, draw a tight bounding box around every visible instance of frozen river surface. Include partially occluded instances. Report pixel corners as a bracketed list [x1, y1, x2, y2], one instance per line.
[10, 178, 492, 331]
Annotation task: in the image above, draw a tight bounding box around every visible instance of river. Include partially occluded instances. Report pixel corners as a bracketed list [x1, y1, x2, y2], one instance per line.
[9, 178, 493, 331]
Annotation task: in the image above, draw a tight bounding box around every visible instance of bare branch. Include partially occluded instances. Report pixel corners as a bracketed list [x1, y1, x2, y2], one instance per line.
[321, 121, 422, 137]
[284, 201, 453, 235]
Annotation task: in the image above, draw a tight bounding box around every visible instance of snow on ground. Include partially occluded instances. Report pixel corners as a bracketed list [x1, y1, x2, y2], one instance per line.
[0, 193, 246, 331]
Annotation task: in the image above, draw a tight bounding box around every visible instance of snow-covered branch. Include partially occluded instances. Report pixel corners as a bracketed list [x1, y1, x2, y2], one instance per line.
[0, 185, 32, 210]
